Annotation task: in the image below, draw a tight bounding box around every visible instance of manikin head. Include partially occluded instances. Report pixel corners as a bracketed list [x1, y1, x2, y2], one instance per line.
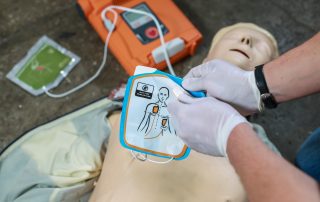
[158, 87, 169, 103]
[204, 23, 279, 71]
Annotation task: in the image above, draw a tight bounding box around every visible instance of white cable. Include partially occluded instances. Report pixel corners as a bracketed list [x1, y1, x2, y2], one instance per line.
[42, 10, 116, 98]
[147, 156, 174, 164]
[101, 5, 175, 76]
[104, 7, 175, 164]
[43, 5, 175, 98]
[130, 150, 174, 164]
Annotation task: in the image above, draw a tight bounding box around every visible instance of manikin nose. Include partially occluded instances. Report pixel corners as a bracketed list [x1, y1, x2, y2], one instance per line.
[241, 36, 252, 47]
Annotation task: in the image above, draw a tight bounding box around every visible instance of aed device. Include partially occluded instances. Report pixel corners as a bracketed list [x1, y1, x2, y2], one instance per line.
[77, 0, 202, 75]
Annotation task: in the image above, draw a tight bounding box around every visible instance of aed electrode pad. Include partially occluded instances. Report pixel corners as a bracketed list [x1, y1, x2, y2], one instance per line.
[6, 36, 80, 96]
[120, 69, 205, 160]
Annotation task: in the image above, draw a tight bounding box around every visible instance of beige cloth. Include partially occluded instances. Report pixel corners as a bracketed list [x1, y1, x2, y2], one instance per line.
[0, 99, 121, 202]
[90, 113, 247, 202]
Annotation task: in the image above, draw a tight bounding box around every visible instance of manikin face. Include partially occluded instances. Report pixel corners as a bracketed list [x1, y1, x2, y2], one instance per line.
[206, 27, 275, 71]
[158, 87, 169, 103]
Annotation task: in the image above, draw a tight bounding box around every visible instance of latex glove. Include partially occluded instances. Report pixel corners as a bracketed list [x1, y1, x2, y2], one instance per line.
[167, 93, 248, 157]
[182, 59, 262, 115]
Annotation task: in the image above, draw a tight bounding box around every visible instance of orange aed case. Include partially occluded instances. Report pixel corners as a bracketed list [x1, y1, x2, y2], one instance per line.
[77, 0, 202, 75]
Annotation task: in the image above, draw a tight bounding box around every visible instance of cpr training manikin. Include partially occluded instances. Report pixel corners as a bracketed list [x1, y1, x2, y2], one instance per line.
[0, 18, 281, 202]
[90, 23, 279, 202]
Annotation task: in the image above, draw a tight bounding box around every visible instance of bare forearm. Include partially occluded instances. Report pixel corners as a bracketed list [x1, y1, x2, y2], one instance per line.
[264, 32, 320, 103]
[227, 123, 320, 202]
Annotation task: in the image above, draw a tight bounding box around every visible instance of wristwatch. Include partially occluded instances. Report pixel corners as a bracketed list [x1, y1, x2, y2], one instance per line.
[254, 65, 278, 109]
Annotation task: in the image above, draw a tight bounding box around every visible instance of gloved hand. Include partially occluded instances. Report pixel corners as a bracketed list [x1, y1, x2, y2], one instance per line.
[182, 59, 262, 115]
[168, 93, 248, 157]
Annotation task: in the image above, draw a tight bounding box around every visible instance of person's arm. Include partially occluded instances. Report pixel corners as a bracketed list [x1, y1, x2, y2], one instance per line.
[264, 33, 320, 103]
[227, 124, 320, 202]
[182, 32, 320, 114]
[168, 94, 320, 202]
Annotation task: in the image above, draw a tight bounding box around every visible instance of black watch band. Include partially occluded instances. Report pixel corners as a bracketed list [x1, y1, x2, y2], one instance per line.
[254, 65, 278, 109]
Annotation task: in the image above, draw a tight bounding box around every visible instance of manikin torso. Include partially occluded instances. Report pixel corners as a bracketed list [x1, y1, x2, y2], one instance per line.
[90, 113, 247, 202]
[90, 23, 278, 202]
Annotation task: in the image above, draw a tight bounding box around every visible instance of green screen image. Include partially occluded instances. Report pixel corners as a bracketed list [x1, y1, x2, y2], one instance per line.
[16, 44, 71, 90]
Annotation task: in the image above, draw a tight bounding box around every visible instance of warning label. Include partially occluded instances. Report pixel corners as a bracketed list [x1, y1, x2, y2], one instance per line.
[135, 82, 154, 99]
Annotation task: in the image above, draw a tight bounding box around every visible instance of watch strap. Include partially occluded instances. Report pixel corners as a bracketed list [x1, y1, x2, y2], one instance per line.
[254, 65, 278, 109]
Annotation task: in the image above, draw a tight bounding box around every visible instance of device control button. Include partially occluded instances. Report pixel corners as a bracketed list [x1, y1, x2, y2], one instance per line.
[145, 27, 159, 39]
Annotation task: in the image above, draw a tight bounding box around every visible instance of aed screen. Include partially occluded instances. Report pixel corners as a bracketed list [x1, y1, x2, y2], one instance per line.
[122, 4, 152, 29]
[121, 2, 169, 44]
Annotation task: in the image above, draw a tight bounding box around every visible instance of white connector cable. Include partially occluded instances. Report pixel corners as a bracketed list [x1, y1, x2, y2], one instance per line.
[130, 150, 174, 164]
[101, 5, 175, 75]
[45, 6, 176, 164]
[43, 5, 175, 98]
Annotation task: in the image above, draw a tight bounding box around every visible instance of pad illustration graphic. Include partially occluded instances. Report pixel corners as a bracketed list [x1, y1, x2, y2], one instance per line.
[137, 87, 175, 139]
[121, 74, 191, 159]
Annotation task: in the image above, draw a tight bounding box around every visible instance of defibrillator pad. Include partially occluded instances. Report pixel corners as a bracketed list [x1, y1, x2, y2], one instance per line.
[120, 68, 205, 160]
[6, 36, 80, 96]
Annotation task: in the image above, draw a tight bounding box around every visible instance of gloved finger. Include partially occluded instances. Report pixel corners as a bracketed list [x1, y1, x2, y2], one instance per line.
[168, 95, 198, 116]
[167, 99, 184, 122]
[176, 92, 201, 104]
[168, 98, 194, 137]
[167, 100, 180, 129]
[172, 86, 203, 103]
[184, 60, 217, 79]
[207, 96, 235, 106]
[182, 77, 205, 92]
[172, 86, 189, 99]
[183, 65, 206, 79]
